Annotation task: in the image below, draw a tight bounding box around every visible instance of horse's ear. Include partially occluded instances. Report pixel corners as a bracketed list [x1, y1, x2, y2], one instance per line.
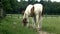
[22, 10, 25, 14]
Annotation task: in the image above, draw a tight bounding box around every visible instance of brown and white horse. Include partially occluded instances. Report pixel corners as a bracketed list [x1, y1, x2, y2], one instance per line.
[22, 4, 43, 30]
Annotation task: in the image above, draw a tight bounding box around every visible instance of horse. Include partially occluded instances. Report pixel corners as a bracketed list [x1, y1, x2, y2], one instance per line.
[22, 4, 43, 30]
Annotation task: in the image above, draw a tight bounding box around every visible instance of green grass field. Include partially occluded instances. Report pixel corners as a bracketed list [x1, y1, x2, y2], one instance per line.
[42, 15, 60, 34]
[0, 14, 60, 34]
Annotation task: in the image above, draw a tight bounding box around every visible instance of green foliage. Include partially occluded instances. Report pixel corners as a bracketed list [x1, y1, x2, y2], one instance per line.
[1, 0, 12, 11]
[1, 0, 18, 13]
[10, 0, 18, 10]
[1, 0, 60, 14]
[44, 2, 60, 15]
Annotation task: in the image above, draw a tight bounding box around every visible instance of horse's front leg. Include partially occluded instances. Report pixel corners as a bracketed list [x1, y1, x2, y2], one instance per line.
[31, 17, 36, 28]
[26, 17, 29, 27]
[36, 15, 39, 29]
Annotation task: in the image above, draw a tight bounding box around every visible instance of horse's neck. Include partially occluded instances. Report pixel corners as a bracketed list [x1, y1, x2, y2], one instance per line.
[23, 13, 28, 19]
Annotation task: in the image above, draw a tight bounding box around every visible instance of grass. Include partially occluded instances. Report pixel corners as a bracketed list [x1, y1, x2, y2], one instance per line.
[0, 14, 38, 34]
[42, 15, 60, 34]
[0, 14, 60, 34]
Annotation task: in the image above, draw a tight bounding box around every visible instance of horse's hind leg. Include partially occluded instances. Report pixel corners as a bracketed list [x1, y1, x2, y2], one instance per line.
[39, 16, 43, 30]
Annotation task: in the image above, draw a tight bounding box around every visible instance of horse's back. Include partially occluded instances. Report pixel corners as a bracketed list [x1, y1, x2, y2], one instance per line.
[34, 4, 43, 14]
[24, 4, 43, 16]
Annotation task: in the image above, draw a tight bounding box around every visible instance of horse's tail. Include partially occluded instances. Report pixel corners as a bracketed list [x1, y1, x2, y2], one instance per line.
[42, 6, 44, 16]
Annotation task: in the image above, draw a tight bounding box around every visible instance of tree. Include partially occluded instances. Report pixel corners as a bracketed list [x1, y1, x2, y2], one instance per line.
[40, 0, 44, 4]
[48, 0, 51, 2]
[0, 1, 6, 18]
[1, 0, 12, 11]
[10, 0, 18, 10]
[21, 0, 23, 1]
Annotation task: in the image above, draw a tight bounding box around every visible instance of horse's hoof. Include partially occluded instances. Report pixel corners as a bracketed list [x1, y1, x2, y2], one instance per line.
[37, 28, 42, 31]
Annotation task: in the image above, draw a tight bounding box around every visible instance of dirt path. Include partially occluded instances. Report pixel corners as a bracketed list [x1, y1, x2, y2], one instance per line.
[38, 30, 49, 34]
[38, 30, 55, 34]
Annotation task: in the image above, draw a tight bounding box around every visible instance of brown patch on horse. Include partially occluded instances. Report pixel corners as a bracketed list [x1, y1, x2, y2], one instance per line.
[23, 18, 28, 26]
[30, 6, 35, 17]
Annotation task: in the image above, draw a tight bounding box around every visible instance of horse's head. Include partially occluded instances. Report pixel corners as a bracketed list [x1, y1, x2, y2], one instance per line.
[22, 18, 28, 26]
